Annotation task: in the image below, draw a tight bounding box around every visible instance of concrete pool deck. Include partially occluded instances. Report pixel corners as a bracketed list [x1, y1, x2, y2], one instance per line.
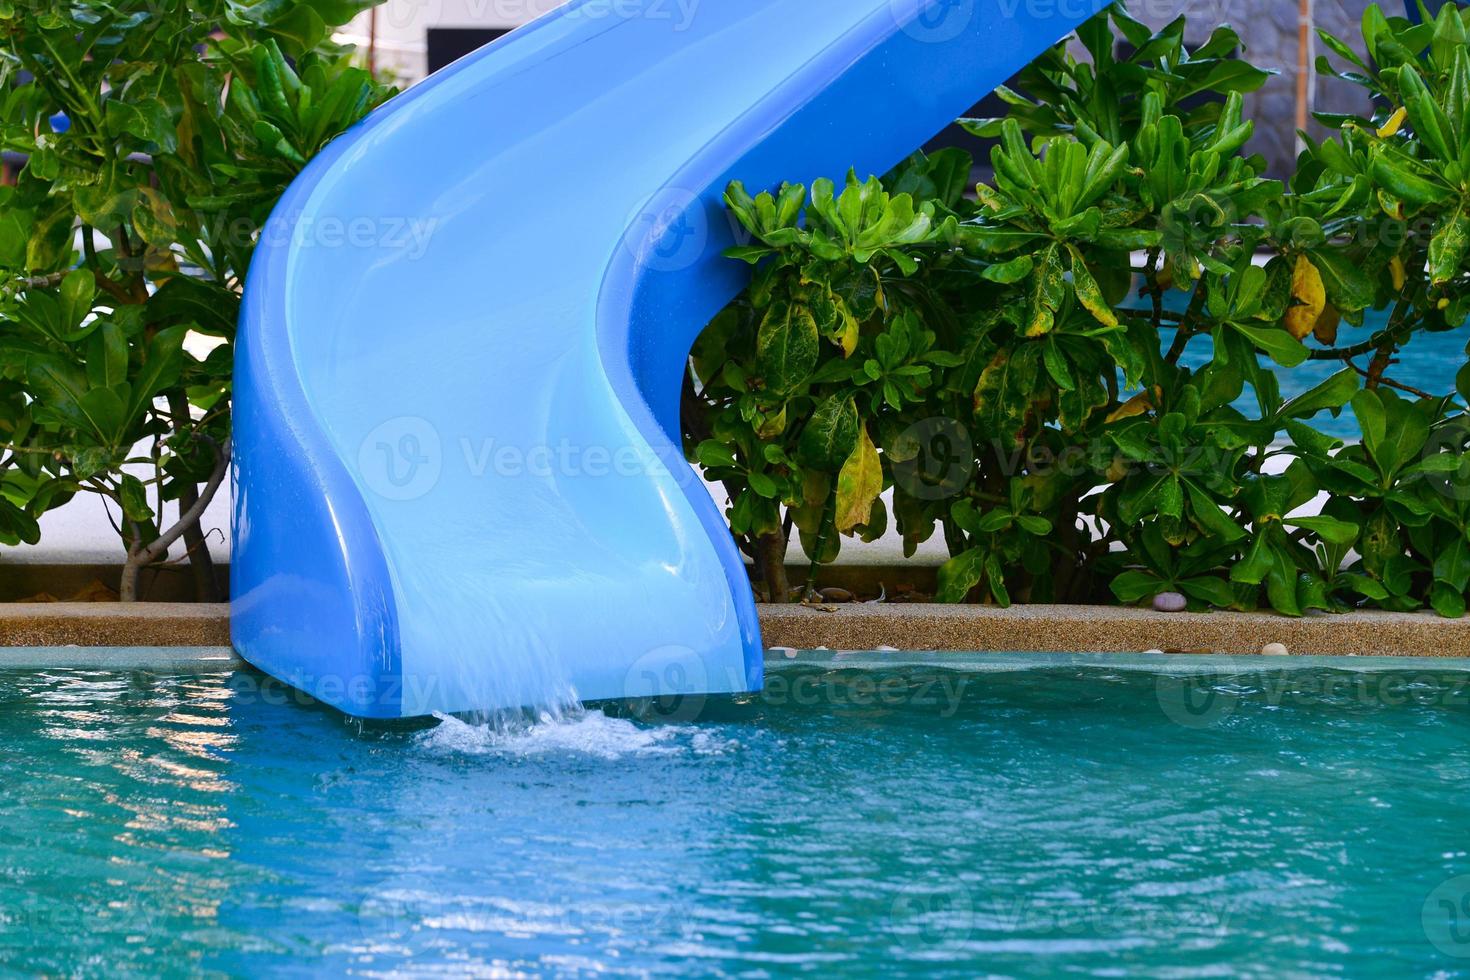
[1, 602, 1467, 662]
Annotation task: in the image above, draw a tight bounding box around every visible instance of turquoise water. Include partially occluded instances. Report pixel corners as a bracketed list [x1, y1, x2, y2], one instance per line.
[3, 656, 1469, 976]
[1150, 298, 1467, 439]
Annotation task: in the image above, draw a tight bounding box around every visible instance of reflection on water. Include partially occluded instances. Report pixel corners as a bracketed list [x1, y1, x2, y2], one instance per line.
[1, 662, 1468, 976]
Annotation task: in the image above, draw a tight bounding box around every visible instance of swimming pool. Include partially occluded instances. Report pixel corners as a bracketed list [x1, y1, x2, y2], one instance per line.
[3, 655, 1467, 976]
[1163, 303, 1467, 440]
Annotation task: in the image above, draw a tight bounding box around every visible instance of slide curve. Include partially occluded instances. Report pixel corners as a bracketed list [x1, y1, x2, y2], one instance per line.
[232, 0, 1105, 718]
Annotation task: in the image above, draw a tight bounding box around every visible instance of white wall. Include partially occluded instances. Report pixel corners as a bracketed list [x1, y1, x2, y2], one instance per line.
[339, 0, 569, 84]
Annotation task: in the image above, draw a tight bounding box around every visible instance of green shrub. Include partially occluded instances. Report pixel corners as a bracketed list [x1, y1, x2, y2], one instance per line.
[688, 1, 1470, 617]
[0, 0, 391, 598]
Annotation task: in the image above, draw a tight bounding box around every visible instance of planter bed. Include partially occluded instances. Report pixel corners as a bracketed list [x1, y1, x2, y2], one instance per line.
[759, 603, 1470, 659]
[1, 599, 1468, 661]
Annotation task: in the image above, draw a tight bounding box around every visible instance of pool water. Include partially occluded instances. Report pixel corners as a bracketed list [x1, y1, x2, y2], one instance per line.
[3, 655, 1469, 976]
[1152, 298, 1467, 440]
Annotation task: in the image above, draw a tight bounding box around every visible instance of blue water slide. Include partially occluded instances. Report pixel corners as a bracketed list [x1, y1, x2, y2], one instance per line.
[232, 0, 1106, 718]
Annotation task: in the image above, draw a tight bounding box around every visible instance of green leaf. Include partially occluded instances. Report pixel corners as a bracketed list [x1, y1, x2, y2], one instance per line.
[976, 509, 1013, 533]
[1186, 482, 1245, 542]
[1286, 515, 1360, 546]
[1278, 367, 1359, 421]
[756, 300, 819, 395]
[58, 269, 96, 332]
[1316, 27, 1370, 72]
[1435, 534, 1470, 592]
[1016, 515, 1052, 535]
[1306, 248, 1373, 313]
[1230, 322, 1308, 368]
[1232, 532, 1274, 585]
[119, 474, 153, 523]
[1352, 389, 1387, 461]
[125, 326, 186, 427]
[85, 322, 128, 390]
[1265, 547, 1303, 617]
[695, 440, 736, 470]
[1179, 576, 1237, 608]
[1041, 339, 1075, 391]
[104, 97, 178, 153]
[1399, 65, 1454, 161]
[265, 4, 329, 54]
[1362, 4, 1392, 65]
[985, 553, 1011, 607]
[936, 548, 986, 603]
[1431, 582, 1466, 619]
[74, 184, 135, 231]
[747, 471, 779, 499]
[980, 254, 1034, 284]
[77, 388, 127, 445]
[1159, 475, 1184, 518]
[25, 355, 92, 433]
[952, 226, 1046, 255]
[797, 395, 859, 472]
[1370, 150, 1453, 207]
[1111, 569, 1163, 604]
[1341, 573, 1390, 601]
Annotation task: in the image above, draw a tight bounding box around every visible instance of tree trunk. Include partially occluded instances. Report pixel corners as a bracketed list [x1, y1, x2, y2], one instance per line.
[755, 531, 789, 603]
[167, 392, 220, 602]
[120, 436, 232, 602]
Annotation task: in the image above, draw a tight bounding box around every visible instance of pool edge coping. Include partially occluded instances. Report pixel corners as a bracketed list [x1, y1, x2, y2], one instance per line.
[1, 602, 1468, 664]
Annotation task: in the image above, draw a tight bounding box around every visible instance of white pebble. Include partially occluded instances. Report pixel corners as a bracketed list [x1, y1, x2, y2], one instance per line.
[1261, 642, 1289, 656]
[1143, 649, 1164, 655]
[770, 646, 798, 659]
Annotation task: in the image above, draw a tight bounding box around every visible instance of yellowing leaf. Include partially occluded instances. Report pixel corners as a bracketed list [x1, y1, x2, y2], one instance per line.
[1105, 388, 1154, 424]
[1025, 244, 1065, 337]
[1155, 261, 1175, 292]
[1067, 245, 1118, 328]
[838, 314, 859, 357]
[834, 423, 882, 533]
[1285, 254, 1326, 340]
[1390, 255, 1407, 291]
[1377, 106, 1408, 138]
[1313, 304, 1340, 346]
[754, 405, 787, 438]
[1428, 208, 1470, 286]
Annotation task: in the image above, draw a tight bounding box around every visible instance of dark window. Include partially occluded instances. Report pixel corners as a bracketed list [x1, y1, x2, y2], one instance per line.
[427, 28, 511, 75]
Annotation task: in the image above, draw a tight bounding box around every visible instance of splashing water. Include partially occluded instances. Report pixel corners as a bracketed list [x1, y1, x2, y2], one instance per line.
[418, 705, 739, 760]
